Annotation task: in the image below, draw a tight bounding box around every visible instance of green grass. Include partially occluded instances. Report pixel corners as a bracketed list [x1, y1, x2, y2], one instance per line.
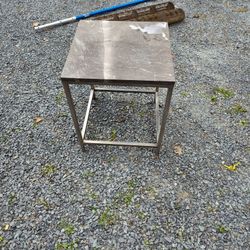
[143, 239, 153, 246]
[11, 127, 23, 133]
[177, 227, 185, 240]
[231, 104, 247, 114]
[98, 208, 117, 227]
[55, 91, 65, 105]
[114, 180, 137, 207]
[89, 192, 99, 201]
[127, 179, 137, 189]
[55, 241, 77, 250]
[0, 235, 4, 243]
[129, 100, 136, 112]
[110, 128, 117, 141]
[138, 110, 146, 118]
[89, 205, 98, 213]
[180, 92, 188, 97]
[0, 235, 7, 247]
[210, 95, 218, 103]
[0, 235, 6, 247]
[107, 155, 117, 164]
[217, 225, 229, 233]
[123, 191, 135, 206]
[58, 220, 75, 236]
[58, 112, 68, 118]
[8, 193, 16, 205]
[239, 119, 249, 127]
[41, 164, 57, 176]
[32, 123, 38, 129]
[207, 205, 217, 213]
[136, 211, 147, 220]
[213, 87, 234, 99]
[37, 198, 50, 210]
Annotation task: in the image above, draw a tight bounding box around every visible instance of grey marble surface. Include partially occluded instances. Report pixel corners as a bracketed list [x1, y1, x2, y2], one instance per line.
[61, 20, 175, 84]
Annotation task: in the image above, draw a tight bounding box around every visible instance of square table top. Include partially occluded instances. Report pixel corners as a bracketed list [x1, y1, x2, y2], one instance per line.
[61, 20, 175, 84]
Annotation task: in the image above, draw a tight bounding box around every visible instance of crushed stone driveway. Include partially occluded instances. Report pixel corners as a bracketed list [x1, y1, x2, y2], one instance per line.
[0, 0, 249, 249]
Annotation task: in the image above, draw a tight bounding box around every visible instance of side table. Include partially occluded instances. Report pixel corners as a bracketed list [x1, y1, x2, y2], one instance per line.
[61, 20, 175, 154]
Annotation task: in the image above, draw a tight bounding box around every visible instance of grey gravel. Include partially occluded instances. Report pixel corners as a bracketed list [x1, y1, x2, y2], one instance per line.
[0, 0, 250, 249]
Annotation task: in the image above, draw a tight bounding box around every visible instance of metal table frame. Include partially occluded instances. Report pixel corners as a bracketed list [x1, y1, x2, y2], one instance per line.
[62, 80, 174, 155]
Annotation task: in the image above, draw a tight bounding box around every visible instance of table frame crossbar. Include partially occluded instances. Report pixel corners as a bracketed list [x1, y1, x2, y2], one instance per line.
[62, 82, 173, 154]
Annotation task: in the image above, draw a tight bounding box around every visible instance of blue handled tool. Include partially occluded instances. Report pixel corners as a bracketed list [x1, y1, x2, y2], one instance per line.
[34, 0, 156, 31]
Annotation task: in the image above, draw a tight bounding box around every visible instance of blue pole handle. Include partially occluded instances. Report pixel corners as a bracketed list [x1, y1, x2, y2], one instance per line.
[75, 0, 155, 21]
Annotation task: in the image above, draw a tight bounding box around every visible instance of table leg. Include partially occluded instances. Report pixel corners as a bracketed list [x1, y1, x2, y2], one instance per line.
[154, 87, 159, 104]
[156, 85, 174, 155]
[62, 81, 84, 151]
[91, 85, 96, 100]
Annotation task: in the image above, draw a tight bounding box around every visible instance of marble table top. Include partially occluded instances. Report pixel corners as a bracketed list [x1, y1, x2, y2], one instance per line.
[61, 20, 175, 84]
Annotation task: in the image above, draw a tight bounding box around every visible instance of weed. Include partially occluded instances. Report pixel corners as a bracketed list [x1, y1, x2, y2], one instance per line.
[32, 123, 38, 129]
[89, 206, 98, 213]
[11, 127, 23, 133]
[89, 192, 99, 201]
[231, 104, 247, 114]
[110, 128, 117, 141]
[37, 198, 50, 210]
[56, 91, 65, 105]
[127, 179, 137, 189]
[8, 193, 16, 205]
[136, 211, 147, 220]
[210, 95, 217, 103]
[180, 92, 188, 97]
[98, 208, 117, 227]
[207, 205, 217, 213]
[164, 221, 173, 229]
[239, 120, 249, 127]
[177, 226, 185, 240]
[129, 100, 136, 111]
[143, 239, 153, 246]
[216, 189, 226, 197]
[0, 235, 6, 247]
[138, 111, 146, 118]
[58, 112, 68, 118]
[58, 220, 75, 236]
[135, 203, 141, 209]
[213, 87, 234, 99]
[55, 241, 77, 250]
[41, 164, 57, 176]
[123, 191, 135, 206]
[217, 225, 229, 233]
[0, 235, 4, 243]
[114, 180, 136, 206]
[107, 155, 117, 164]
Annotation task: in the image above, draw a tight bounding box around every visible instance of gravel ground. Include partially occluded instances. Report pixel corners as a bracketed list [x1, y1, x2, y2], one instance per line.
[0, 0, 249, 249]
